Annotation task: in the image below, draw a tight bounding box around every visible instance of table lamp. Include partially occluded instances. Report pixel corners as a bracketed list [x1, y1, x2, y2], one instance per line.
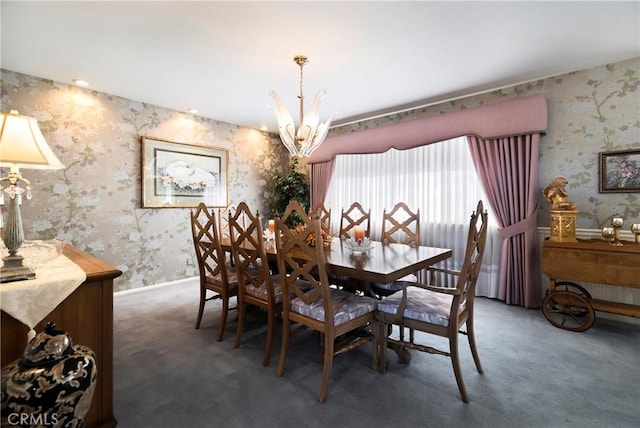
[0, 110, 65, 283]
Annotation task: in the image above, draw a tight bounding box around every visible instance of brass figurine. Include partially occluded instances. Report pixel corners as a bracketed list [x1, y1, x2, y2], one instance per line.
[543, 177, 577, 210]
[545, 177, 578, 242]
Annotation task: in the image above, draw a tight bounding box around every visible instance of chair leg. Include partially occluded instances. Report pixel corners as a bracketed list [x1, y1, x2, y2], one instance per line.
[450, 333, 468, 403]
[319, 332, 334, 403]
[277, 317, 290, 377]
[217, 296, 229, 342]
[234, 297, 246, 349]
[378, 322, 388, 374]
[467, 318, 483, 374]
[371, 322, 380, 371]
[195, 288, 206, 329]
[262, 307, 275, 367]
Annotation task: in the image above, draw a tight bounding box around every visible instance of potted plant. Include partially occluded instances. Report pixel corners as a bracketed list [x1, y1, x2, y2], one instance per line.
[268, 157, 309, 224]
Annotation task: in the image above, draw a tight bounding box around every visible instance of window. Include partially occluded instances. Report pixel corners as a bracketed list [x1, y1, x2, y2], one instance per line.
[324, 136, 501, 297]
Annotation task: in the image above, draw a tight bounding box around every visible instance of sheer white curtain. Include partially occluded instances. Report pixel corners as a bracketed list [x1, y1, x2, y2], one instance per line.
[323, 136, 502, 298]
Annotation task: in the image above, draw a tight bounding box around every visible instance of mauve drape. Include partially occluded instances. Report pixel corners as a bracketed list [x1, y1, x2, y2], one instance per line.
[309, 95, 547, 163]
[308, 159, 335, 209]
[467, 134, 541, 308]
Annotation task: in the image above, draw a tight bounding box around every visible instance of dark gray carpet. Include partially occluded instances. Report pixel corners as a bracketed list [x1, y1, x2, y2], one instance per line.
[113, 281, 640, 428]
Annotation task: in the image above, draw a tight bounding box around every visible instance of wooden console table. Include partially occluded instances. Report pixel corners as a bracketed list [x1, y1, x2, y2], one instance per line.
[542, 238, 640, 331]
[1, 245, 122, 428]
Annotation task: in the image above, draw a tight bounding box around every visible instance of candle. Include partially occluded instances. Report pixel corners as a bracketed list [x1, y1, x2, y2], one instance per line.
[612, 217, 624, 227]
[354, 227, 365, 243]
[268, 219, 275, 233]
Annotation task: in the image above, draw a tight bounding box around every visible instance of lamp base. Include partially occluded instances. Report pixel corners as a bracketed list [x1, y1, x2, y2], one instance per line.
[1, 255, 36, 283]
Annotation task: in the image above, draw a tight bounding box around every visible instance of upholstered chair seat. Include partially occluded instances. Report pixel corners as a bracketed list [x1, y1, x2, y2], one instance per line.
[244, 275, 285, 303]
[377, 282, 466, 327]
[291, 289, 377, 325]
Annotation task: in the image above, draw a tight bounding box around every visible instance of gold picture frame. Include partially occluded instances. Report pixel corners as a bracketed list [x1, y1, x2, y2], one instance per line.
[141, 136, 228, 208]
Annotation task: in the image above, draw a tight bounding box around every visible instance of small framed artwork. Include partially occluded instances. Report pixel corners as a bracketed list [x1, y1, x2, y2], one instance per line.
[141, 136, 228, 208]
[599, 149, 640, 193]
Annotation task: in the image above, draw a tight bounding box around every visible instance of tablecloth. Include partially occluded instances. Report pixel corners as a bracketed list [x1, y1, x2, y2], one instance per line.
[0, 253, 86, 339]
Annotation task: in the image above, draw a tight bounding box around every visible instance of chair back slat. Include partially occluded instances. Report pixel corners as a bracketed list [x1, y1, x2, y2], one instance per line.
[381, 202, 420, 246]
[456, 200, 489, 307]
[217, 203, 236, 240]
[190, 203, 227, 281]
[309, 202, 332, 236]
[339, 202, 370, 239]
[276, 201, 331, 311]
[229, 202, 271, 291]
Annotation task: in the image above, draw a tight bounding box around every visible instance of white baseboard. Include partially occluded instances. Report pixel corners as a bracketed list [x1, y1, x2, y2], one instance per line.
[537, 226, 634, 241]
[114, 276, 199, 297]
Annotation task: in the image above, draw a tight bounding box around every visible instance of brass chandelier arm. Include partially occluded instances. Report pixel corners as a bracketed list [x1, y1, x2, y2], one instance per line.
[294, 55, 308, 142]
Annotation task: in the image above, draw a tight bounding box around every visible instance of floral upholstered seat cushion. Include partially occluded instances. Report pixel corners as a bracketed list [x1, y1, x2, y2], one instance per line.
[291, 289, 376, 326]
[377, 286, 464, 327]
[205, 262, 239, 292]
[244, 274, 285, 303]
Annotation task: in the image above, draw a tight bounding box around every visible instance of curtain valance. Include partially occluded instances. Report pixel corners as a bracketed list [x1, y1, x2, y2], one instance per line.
[308, 94, 547, 163]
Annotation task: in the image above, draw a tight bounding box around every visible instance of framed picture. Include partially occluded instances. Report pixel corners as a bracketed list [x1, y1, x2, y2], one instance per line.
[599, 149, 640, 193]
[141, 136, 228, 208]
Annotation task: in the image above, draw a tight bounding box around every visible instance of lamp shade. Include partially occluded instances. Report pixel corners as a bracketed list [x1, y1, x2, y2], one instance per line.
[0, 110, 64, 170]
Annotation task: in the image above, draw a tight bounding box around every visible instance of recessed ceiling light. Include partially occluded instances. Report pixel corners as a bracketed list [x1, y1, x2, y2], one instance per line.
[187, 108, 198, 114]
[73, 79, 89, 87]
[260, 126, 268, 132]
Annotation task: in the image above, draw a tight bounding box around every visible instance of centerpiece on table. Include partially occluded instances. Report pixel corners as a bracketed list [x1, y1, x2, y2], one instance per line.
[344, 227, 372, 254]
[291, 224, 333, 247]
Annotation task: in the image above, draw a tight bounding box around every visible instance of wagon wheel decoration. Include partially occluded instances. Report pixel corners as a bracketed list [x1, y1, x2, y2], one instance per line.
[545, 281, 592, 317]
[542, 290, 595, 332]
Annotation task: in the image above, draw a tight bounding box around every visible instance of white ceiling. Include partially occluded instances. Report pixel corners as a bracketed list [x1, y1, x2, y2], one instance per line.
[2, 1, 639, 133]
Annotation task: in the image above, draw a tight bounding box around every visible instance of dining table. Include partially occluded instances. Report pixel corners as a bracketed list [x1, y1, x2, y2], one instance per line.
[219, 236, 452, 367]
[220, 237, 452, 286]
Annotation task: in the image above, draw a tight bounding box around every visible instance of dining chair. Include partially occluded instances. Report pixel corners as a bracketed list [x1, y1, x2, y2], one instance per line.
[190, 203, 239, 342]
[375, 200, 488, 403]
[338, 202, 370, 239]
[372, 202, 421, 297]
[229, 202, 283, 367]
[371, 202, 421, 341]
[275, 200, 378, 403]
[309, 202, 332, 236]
[381, 202, 420, 246]
[335, 202, 371, 291]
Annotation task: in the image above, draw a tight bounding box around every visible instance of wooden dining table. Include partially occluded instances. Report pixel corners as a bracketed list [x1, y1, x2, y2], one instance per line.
[220, 237, 452, 285]
[220, 236, 452, 366]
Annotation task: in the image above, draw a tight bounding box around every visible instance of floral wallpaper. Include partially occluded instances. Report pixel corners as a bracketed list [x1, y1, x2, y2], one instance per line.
[2, 57, 639, 292]
[0, 70, 289, 291]
[330, 57, 640, 229]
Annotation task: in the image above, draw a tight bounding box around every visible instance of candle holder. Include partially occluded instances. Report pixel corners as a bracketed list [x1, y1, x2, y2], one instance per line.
[608, 218, 624, 246]
[344, 237, 373, 255]
[601, 227, 615, 243]
[631, 224, 640, 244]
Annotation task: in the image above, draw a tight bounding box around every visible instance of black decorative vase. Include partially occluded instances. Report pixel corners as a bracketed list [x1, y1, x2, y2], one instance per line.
[1, 322, 97, 428]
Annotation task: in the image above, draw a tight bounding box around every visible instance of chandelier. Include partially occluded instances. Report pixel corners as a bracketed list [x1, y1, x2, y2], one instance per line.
[269, 55, 338, 158]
